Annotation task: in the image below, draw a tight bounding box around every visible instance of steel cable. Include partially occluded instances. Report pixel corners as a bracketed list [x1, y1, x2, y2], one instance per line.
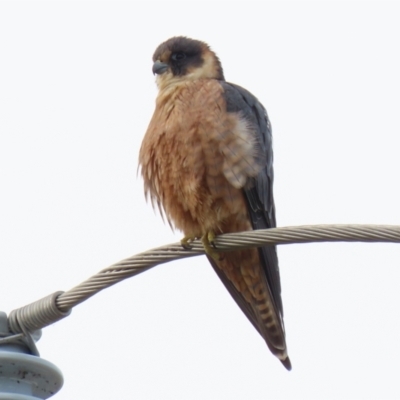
[8, 224, 400, 334]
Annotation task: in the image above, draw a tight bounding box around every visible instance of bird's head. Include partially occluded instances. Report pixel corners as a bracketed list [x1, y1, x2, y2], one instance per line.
[152, 36, 225, 91]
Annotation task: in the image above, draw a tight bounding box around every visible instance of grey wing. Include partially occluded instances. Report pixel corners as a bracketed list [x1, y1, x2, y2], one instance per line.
[212, 81, 284, 320]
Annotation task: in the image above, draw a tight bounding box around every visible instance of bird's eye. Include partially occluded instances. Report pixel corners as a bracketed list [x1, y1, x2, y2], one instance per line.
[171, 52, 186, 61]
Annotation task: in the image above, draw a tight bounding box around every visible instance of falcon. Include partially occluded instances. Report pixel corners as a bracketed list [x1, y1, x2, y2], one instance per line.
[139, 37, 291, 370]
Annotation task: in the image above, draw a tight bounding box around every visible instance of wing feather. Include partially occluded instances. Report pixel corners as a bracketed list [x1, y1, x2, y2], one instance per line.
[211, 81, 285, 326]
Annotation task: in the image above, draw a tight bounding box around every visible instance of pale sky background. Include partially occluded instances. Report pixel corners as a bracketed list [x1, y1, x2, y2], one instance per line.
[1, 1, 400, 399]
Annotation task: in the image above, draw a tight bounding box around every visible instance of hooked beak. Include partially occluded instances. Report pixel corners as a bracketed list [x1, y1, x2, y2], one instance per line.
[152, 61, 169, 75]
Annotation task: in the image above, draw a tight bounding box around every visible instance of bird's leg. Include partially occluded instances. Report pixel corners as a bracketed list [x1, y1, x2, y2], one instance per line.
[201, 231, 221, 261]
[180, 235, 197, 249]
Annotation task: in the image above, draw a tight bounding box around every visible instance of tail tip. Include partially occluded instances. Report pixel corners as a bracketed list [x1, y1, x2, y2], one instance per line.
[281, 356, 292, 371]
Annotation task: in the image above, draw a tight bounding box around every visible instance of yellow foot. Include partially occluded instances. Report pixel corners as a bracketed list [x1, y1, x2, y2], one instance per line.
[180, 235, 197, 250]
[201, 231, 221, 261]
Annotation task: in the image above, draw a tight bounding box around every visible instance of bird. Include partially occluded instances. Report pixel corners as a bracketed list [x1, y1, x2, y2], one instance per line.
[139, 36, 291, 370]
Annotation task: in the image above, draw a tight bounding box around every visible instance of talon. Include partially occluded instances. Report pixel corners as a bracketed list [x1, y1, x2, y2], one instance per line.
[181, 235, 196, 250]
[207, 231, 216, 248]
[201, 231, 221, 260]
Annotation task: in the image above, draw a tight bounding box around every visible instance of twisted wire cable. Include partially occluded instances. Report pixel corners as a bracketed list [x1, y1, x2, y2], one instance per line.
[8, 224, 400, 335]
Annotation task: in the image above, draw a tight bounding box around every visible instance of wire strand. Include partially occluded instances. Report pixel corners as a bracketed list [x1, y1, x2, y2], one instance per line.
[8, 224, 400, 334]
